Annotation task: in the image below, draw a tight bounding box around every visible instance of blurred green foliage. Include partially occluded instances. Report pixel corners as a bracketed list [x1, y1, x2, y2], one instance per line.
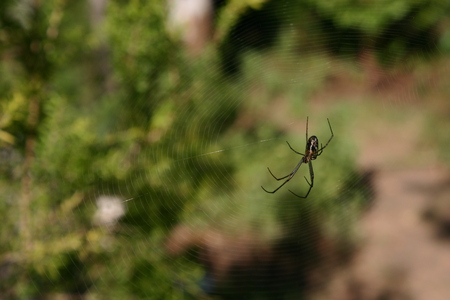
[304, 0, 449, 32]
[0, 0, 448, 298]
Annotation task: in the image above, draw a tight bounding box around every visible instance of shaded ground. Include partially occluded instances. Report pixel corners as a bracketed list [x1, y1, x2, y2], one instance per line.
[309, 57, 450, 299]
[319, 168, 450, 300]
[315, 93, 450, 299]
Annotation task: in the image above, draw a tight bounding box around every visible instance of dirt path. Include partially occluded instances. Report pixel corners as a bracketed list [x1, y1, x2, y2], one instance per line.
[317, 114, 450, 300]
[319, 167, 450, 300]
[359, 168, 449, 298]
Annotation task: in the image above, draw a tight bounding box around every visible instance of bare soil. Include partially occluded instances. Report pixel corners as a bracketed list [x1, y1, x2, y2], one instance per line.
[314, 69, 450, 299]
[305, 54, 450, 299]
[320, 168, 450, 300]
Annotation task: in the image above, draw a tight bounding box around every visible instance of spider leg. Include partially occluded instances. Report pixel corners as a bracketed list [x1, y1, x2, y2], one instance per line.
[289, 161, 314, 198]
[303, 176, 312, 186]
[317, 118, 334, 152]
[286, 141, 304, 155]
[317, 148, 323, 156]
[267, 167, 291, 180]
[316, 143, 324, 156]
[305, 116, 309, 144]
[261, 160, 304, 194]
[262, 178, 292, 194]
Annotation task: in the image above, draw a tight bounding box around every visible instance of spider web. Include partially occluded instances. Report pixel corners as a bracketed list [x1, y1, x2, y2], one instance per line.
[101, 1, 447, 298]
[6, 0, 450, 299]
[85, 1, 449, 299]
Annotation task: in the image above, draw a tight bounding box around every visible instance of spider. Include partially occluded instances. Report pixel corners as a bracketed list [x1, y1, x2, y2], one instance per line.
[261, 117, 334, 198]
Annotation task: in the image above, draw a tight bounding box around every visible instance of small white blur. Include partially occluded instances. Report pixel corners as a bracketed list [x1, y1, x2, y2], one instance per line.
[93, 195, 125, 227]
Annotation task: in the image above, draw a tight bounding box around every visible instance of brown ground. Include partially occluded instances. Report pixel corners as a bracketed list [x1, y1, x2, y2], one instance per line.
[275, 82, 450, 298]
[319, 167, 450, 300]
[313, 60, 450, 300]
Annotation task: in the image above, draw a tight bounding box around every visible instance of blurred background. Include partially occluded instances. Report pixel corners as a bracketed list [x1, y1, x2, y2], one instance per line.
[1, 0, 450, 299]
